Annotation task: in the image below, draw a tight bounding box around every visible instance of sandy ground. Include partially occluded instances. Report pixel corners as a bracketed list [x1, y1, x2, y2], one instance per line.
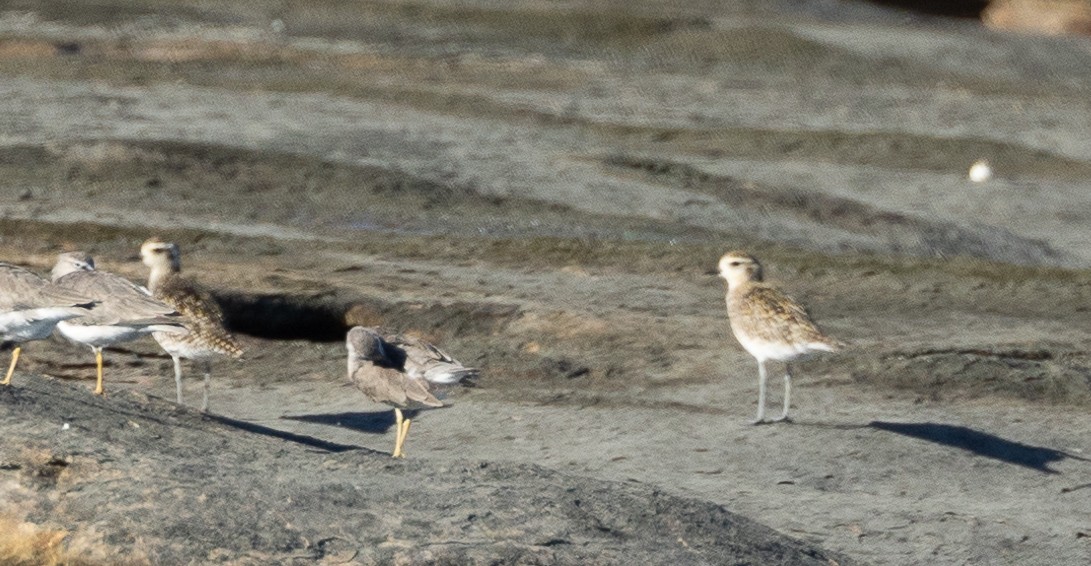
[1, 1, 1090, 564]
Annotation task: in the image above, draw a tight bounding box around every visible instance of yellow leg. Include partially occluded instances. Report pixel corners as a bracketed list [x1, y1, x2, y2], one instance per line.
[93, 348, 105, 396]
[1, 346, 21, 385]
[392, 408, 404, 458]
[397, 418, 412, 459]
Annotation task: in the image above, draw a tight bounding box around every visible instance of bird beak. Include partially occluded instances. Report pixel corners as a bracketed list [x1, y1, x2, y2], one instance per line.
[705, 269, 719, 276]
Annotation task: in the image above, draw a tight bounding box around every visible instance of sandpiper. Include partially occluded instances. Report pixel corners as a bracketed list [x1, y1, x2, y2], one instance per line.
[718, 251, 843, 424]
[346, 326, 478, 458]
[140, 238, 242, 412]
[1, 262, 97, 386]
[51, 252, 187, 395]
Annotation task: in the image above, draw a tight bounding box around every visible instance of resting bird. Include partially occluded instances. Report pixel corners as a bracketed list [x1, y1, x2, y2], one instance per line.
[52, 252, 187, 395]
[140, 238, 243, 412]
[1, 262, 97, 386]
[346, 326, 479, 458]
[718, 251, 844, 424]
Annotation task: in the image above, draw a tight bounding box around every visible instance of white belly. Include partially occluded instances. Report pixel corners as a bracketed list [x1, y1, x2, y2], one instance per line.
[154, 332, 216, 361]
[0, 308, 83, 342]
[56, 321, 153, 348]
[735, 333, 815, 363]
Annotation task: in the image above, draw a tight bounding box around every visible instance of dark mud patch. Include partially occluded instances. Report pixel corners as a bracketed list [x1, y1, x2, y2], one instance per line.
[0, 377, 855, 565]
[0, 140, 731, 245]
[863, 0, 989, 19]
[215, 289, 520, 343]
[851, 345, 1091, 406]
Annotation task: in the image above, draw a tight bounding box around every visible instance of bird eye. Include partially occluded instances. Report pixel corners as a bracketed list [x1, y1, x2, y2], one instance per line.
[729, 261, 740, 266]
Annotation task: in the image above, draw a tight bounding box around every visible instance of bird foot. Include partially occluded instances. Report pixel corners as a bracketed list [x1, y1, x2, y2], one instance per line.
[771, 415, 793, 424]
[749, 418, 772, 426]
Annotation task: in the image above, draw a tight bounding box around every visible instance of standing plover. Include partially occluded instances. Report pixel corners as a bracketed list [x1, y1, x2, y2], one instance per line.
[51, 252, 186, 396]
[140, 238, 242, 412]
[346, 326, 478, 458]
[1, 262, 97, 386]
[718, 251, 843, 424]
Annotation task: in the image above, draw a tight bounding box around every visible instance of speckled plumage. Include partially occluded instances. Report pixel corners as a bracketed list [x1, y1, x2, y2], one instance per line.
[347, 326, 478, 457]
[727, 284, 842, 362]
[150, 274, 243, 360]
[719, 251, 843, 423]
[141, 238, 242, 412]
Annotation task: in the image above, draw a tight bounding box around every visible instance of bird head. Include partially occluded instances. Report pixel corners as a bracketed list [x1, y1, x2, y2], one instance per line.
[52, 252, 96, 281]
[140, 237, 181, 272]
[717, 251, 762, 288]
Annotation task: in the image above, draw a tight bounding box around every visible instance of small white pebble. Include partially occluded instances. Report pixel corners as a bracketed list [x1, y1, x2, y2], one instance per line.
[61, 423, 70, 430]
[968, 159, 993, 182]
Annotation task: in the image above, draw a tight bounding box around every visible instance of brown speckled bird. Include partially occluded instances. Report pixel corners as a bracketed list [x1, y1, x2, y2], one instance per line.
[718, 251, 844, 424]
[346, 326, 478, 458]
[141, 238, 242, 412]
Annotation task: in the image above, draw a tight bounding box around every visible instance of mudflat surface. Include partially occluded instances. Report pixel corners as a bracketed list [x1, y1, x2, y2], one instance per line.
[1, 1, 1090, 565]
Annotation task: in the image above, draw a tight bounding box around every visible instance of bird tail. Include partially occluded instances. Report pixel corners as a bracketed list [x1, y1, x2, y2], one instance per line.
[147, 323, 189, 335]
[426, 365, 480, 385]
[210, 334, 245, 359]
[810, 336, 847, 353]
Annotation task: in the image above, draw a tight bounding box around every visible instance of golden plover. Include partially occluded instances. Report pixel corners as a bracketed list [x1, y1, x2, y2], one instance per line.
[51, 252, 187, 396]
[718, 251, 843, 424]
[346, 326, 479, 458]
[1, 262, 97, 386]
[140, 238, 242, 412]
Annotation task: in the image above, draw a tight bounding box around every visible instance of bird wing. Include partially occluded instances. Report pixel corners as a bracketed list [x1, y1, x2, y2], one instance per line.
[156, 275, 242, 357]
[735, 285, 838, 348]
[56, 270, 180, 325]
[0, 263, 96, 310]
[351, 364, 443, 409]
[383, 332, 478, 383]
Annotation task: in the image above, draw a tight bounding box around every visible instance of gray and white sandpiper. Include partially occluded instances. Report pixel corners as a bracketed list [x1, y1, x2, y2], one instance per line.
[346, 326, 479, 458]
[140, 238, 242, 412]
[718, 251, 844, 424]
[1, 261, 97, 386]
[51, 252, 187, 396]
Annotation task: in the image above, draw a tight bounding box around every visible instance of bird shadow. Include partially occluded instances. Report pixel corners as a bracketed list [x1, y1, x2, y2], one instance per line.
[868, 421, 1089, 474]
[203, 413, 364, 453]
[280, 409, 423, 435]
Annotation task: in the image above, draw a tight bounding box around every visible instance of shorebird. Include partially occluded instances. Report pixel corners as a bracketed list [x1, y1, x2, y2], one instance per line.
[346, 326, 479, 458]
[718, 251, 843, 424]
[1, 262, 97, 386]
[51, 252, 187, 396]
[140, 238, 242, 412]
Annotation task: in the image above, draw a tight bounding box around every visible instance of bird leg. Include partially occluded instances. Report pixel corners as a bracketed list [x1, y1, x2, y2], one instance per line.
[1, 346, 21, 386]
[751, 360, 768, 425]
[201, 361, 211, 413]
[398, 418, 413, 459]
[172, 355, 184, 405]
[93, 347, 105, 395]
[392, 408, 405, 458]
[773, 365, 792, 423]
